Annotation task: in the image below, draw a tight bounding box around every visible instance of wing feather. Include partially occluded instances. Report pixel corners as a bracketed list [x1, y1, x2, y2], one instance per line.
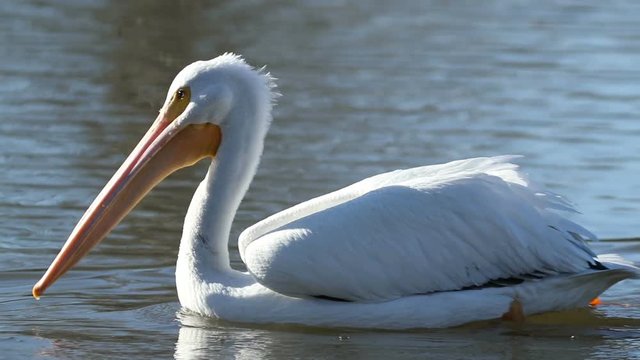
[239, 156, 598, 302]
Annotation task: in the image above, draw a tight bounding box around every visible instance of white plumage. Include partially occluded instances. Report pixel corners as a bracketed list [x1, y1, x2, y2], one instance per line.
[34, 53, 640, 329]
[239, 156, 599, 302]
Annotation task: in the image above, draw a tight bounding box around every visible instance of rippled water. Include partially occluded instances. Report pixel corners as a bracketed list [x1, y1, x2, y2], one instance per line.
[2, 1, 640, 359]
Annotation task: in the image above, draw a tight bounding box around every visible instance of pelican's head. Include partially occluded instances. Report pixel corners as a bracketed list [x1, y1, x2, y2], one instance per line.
[165, 53, 275, 134]
[32, 53, 275, 298]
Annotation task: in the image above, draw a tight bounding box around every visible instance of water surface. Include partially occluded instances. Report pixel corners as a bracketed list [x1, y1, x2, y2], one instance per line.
[2, 1, 640, 359]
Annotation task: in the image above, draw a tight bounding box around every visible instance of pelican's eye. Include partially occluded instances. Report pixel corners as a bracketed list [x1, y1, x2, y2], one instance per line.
[166, 86, 191, 122]
[173, 87, 190, 102]
[176, 88, 187, 100]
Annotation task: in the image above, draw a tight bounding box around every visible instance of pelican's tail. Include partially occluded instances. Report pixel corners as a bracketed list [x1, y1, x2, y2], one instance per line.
[597, 253, 640, 279]
[516, 257, 638, 316]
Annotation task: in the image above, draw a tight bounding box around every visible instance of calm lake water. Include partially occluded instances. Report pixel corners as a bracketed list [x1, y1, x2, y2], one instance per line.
[2, 1, 640, 359]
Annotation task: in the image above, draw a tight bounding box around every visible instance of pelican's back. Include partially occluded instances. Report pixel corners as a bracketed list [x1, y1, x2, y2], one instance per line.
[239, 156, 600, 302]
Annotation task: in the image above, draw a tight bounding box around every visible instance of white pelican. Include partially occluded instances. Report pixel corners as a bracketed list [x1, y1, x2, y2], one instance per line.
[33, 53, 639, 329]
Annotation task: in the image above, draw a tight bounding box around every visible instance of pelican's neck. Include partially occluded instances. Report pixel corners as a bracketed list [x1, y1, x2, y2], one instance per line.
[175, 61, 275, 313]
[177, 118, 267, 281]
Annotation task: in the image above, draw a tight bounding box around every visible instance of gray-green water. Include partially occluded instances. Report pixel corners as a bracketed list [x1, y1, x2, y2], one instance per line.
[2, 1, 640, 359]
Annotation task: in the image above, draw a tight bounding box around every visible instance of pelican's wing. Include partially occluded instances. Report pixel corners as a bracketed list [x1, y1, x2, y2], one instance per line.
[238, 156, 599, 302]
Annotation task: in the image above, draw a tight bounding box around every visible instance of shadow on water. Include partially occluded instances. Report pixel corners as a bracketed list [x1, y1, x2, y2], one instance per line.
[173, 306, 640, 360]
